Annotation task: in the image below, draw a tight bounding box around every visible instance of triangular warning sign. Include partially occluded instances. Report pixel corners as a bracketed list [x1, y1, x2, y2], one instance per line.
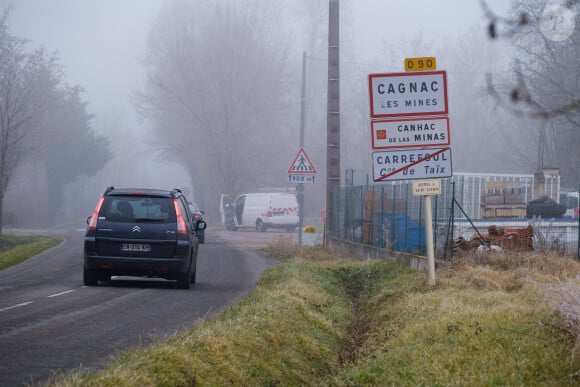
[288, 148, 316, 174]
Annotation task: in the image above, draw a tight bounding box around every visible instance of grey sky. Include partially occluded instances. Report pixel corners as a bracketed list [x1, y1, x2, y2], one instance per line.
[351, 0, 511, 62]
[8, 0, 511, 113]
[9, 0, 162, 114]
[7, 0, 195, 194]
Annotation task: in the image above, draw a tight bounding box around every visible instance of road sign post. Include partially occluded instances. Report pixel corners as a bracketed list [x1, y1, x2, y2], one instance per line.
[368, 64, 450, 286]
[371, 117, 450, 150]
[424, 195, 436, 286]
[288, 148, 317, 246]
[372, 147, 452, 182]
[288, 148, 317, 182]
[368, 71, 448, 118]
[412, 179, 442, 196]
[404, 57, 437, 72]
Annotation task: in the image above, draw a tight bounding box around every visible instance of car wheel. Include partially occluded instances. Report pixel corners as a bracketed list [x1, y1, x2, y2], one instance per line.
[177, 260, 192, 289]
[99, 271, 112, 282]
[256, 219, 266, 232]
[83, 267, 98, 286]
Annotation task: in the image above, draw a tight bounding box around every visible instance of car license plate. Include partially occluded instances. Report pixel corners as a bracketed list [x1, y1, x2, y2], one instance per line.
[121, 243, 151, 252]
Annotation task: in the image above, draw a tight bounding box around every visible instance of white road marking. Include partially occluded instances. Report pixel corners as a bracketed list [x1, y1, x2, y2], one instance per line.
[1, 289, 77, 314]
[48, 290, 75, 298]
[0, 301, 34, 313]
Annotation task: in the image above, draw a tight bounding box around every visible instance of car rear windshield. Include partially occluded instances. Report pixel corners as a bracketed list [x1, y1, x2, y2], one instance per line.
[99, 196, 176, 222]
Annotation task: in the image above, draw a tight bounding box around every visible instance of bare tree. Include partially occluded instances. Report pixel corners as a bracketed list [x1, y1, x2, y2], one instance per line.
[135, 0, 293, 210]
[28, 86, 111, 224]
[484, 0, 580, 184]
[0, 7, 61, 234]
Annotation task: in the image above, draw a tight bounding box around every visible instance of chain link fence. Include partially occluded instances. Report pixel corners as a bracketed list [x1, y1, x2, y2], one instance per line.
[328, 175, 580, 259]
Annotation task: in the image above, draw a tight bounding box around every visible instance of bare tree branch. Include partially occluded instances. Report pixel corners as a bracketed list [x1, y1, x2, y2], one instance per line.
[483, 0, 580, 119]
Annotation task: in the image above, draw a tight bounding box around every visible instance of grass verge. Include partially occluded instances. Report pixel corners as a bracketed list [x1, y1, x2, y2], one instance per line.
[0, 235, 61, 271]
[53, 239, 580, 386]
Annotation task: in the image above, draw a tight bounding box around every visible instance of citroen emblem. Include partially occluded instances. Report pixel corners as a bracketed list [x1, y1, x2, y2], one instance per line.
[132, 225, 141, 233]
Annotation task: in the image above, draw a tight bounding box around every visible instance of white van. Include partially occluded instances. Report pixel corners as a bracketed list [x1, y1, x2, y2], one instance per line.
[220, 192, 299, 232]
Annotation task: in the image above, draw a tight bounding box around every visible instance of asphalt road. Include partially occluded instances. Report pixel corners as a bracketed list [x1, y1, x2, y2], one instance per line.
[0, 227, 287, 386]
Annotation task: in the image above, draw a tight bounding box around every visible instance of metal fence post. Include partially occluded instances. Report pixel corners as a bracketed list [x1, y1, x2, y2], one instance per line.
[418, 192, 423, 254]
[434, 193, 438, 256]
[371, 186, 376, 246]
[391, 184, 396, 249]
[404, 183, 409, 251]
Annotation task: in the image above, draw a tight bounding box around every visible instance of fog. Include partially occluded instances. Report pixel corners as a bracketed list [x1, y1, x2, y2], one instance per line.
[2, 0, 575, 228]
[6, 0, 187, 224]
[9, 0, 183, 185]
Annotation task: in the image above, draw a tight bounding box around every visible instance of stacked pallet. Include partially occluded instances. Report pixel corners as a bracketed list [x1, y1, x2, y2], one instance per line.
[481, 182, 527, 218]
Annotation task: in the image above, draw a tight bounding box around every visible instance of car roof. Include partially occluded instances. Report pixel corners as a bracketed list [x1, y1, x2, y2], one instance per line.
[103, 187, 183, 198]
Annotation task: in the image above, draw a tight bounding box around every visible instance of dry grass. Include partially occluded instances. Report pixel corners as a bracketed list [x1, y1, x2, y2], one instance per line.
[441, 250, 580, 361]
[329, 250, 580, 385]
[544, 276, 580, 358]
[52, 241, 580, 386]
[264, 234, 362, 265]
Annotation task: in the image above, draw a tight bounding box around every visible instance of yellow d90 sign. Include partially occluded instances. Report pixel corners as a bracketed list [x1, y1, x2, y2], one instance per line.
[405, 57, 437, 72]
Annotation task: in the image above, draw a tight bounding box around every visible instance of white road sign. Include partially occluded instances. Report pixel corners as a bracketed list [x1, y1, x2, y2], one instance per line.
[412, 179, 442, 196]
[288, 175, 316, 184]
[371, 116, 450, 150]
[368, 71, 448, 118]
[372, 147, 452, 182]
[288, 148, 316, 174]
[288, 148, 317, 184]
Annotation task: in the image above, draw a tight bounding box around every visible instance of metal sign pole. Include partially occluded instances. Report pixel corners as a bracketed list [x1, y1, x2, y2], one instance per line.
[298, 184, 304, 245]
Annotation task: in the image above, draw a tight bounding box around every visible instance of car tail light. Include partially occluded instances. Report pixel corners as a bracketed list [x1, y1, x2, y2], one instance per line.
[87, 196, 105, 231]
[193, 213, 201, 220]
[173, 199, 187, 235]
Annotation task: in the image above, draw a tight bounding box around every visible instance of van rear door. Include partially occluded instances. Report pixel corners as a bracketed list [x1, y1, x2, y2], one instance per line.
[219, 194, 232, 225]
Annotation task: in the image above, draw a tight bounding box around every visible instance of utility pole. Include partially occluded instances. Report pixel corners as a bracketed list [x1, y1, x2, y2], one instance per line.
[325, 0, 340, 245]
[297, 51, 306, 245]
